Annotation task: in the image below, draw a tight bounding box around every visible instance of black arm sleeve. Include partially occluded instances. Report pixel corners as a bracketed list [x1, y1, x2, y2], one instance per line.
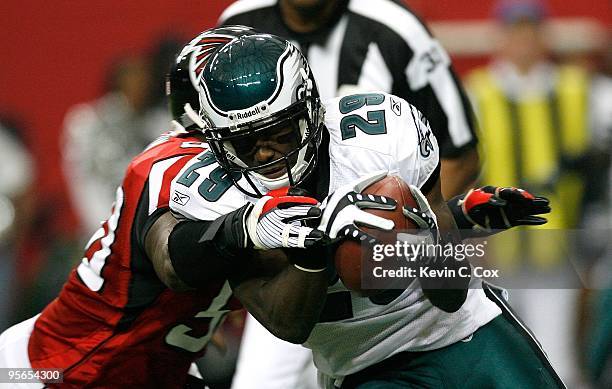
[167, 205, 250, 288]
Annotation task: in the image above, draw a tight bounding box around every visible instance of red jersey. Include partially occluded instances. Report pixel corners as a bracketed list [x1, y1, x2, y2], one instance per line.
[28, 132, 241, 388]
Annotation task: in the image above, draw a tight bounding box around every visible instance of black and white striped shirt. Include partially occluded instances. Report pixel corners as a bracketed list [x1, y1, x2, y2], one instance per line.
[219, 0, 477, 158]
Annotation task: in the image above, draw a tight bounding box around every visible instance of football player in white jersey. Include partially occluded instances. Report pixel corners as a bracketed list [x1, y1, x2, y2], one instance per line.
[151, 27, 562, 388]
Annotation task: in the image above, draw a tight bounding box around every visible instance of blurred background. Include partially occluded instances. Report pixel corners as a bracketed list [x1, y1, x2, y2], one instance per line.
[0, 0, 610, 388]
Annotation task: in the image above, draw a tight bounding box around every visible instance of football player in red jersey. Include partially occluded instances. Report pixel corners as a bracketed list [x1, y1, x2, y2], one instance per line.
[0, 26, 340, 389]
[0, 26, 554, 389]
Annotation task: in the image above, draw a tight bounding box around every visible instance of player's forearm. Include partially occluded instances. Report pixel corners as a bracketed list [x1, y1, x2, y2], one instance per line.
[422, 203, 469, 312]
[145, 210, 246, 290]
[423, 182, 470, 312]
[440, 147, 480, 199]
[232, 263, 328, 344]
[145, 212, 193, 291]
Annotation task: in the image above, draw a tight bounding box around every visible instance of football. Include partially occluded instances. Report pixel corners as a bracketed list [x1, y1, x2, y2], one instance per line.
[334, 175, 419, 294]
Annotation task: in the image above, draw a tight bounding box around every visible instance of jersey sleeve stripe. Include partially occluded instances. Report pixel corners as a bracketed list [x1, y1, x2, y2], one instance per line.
[77, 186, 124, 292]
[148, 156, 185, 215]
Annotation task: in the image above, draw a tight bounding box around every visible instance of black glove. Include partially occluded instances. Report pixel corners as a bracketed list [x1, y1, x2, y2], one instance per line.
[449, 186, 551, 235]
[317, 172, 397, 244]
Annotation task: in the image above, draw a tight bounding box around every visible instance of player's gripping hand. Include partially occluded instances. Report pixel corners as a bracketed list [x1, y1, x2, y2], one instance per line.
[245, 187, 324, 250]
[317, 171, 396, 243]
[401, 185, 439, 245]
[450, 186, 551, 233]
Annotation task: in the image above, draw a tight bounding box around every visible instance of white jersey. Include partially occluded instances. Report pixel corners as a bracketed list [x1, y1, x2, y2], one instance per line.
[169, 92, 501, 379]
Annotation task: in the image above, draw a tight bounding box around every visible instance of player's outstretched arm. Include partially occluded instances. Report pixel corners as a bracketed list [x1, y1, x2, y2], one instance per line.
[403, 178, 470, 312]
[144, 190, 324, 291]
[145, 212, 327, 343]
[145, 194, 330, 343]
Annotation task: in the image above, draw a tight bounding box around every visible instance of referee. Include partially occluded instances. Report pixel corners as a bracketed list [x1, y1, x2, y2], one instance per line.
[219, 0, 480, 200]
[217, 1, 481, 389]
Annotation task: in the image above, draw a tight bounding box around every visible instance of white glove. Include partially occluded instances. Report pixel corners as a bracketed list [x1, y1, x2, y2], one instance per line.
[245, 188, 323, 250]
[318, 171, 396, 243]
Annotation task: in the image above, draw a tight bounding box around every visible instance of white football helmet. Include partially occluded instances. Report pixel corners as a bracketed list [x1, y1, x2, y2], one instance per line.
[185, 30, 324, 197]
